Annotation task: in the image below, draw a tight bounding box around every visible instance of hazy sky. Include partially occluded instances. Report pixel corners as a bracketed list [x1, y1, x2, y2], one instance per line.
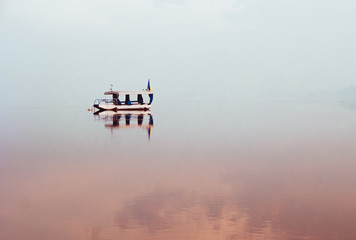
[1, 0, 356, 103]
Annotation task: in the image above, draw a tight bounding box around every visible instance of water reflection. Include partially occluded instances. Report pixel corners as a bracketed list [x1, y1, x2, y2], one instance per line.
[1, 102, 356, 240]
[94, 111, 154, 139]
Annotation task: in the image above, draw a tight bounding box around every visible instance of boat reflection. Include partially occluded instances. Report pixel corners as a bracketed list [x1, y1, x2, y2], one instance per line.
[94, 111, 154, 139]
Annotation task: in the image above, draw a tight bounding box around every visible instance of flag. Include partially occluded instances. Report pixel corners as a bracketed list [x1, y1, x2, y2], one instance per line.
[147, 79, 151, 91]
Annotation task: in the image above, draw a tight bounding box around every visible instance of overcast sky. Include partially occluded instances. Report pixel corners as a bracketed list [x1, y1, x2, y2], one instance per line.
[1, 0, 356, 103]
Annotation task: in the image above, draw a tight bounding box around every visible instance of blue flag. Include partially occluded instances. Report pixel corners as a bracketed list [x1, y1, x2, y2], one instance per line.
[147, 79, 151, 91]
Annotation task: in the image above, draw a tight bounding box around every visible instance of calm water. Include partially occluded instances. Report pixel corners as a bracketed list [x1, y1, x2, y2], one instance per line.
[1, 99, 356, 240]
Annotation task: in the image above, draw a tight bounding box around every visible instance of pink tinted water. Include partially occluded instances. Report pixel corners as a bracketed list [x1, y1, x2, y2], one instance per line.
[0, 100, 356, 240]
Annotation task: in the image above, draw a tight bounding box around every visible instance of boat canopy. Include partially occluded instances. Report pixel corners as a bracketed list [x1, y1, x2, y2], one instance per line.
[101, 89, 154, 106]
[104, 90, 154, 95]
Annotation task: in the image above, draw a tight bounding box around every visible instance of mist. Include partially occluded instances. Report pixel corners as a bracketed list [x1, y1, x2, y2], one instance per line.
[1, 0, 356, 104]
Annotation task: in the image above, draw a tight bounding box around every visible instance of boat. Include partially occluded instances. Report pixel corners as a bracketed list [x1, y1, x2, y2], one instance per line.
[93, 80, 154, 112]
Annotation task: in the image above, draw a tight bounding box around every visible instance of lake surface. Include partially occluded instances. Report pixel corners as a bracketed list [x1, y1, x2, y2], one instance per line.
[1, 98, 356, 240]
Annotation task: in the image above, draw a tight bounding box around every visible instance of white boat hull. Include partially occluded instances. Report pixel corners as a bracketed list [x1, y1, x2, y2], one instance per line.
[95, 103, 151, 111]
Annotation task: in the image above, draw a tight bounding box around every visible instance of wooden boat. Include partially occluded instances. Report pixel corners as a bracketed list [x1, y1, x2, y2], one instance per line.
[93, 80, 154, 111]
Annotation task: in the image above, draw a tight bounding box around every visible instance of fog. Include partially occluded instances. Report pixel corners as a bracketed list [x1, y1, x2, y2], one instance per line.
[1, 0, 356, 104]
[1, 2, 356, 239]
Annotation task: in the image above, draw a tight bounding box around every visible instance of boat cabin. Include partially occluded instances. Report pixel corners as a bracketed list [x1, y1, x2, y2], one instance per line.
[102, 90, 154, 106]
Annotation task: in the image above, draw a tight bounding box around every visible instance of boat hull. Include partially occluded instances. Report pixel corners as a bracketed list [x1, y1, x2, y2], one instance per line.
[94, 103, 151, 111]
